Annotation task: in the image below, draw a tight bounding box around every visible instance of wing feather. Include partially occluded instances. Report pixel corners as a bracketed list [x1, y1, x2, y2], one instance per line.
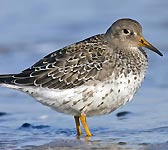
[11, 34, 108, 89]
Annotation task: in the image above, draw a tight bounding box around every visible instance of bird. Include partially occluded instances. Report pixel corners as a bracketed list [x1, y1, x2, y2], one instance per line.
[0, 18, 163, 137]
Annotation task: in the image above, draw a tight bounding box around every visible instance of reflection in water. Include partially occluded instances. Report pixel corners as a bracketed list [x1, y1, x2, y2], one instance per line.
[22, 138, 144, 150]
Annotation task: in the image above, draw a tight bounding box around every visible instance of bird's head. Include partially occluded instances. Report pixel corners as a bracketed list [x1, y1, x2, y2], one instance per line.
[105, 18, 163, 56]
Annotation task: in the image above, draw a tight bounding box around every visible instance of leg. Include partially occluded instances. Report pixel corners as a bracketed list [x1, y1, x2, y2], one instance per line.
[80, 114, 92, 137]
[74, 116, 82, 136]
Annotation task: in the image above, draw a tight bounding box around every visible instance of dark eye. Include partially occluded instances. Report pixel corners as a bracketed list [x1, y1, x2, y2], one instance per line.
[123, 29, 130, 34]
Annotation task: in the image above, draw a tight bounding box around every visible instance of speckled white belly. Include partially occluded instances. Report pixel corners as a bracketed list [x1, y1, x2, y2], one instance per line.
[2, 71, 145, 117]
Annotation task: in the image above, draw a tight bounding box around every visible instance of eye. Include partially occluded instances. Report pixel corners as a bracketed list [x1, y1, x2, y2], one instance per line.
[123, 29, 130, 34]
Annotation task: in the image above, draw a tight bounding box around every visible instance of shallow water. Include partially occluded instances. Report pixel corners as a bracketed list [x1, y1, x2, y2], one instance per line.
[0, 1, 168, 150]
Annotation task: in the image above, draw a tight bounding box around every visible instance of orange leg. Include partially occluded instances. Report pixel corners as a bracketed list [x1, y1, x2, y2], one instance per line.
[80, 114, 92, 137]
[74, 116, 82, 136]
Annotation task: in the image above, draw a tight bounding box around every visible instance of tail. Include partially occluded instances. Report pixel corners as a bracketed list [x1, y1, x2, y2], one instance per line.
[0, 74, 15, 84]
[0, 74, 24, 90]
[0, 72, 37, 88]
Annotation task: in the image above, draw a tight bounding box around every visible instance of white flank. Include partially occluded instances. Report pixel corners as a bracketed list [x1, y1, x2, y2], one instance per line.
[0, 70, 145, 117]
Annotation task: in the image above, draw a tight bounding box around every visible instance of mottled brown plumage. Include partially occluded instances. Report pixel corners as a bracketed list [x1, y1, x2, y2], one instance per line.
[1, 35, 108, 88]
[0, 18, 162, 136]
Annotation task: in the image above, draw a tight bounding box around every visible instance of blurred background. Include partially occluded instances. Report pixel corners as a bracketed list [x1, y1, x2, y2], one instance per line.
[0, 0, 168, 149]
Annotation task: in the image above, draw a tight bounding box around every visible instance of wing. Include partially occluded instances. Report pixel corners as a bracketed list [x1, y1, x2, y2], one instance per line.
[11, 34, 109, 89]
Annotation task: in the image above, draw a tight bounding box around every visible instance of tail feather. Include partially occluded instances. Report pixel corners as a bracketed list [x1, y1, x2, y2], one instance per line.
[0, 74, 36, 87]
[0, 74, 15, 84]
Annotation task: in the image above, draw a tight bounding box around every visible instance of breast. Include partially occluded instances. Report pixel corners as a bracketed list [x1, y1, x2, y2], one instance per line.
[82, 70, 146, 116]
